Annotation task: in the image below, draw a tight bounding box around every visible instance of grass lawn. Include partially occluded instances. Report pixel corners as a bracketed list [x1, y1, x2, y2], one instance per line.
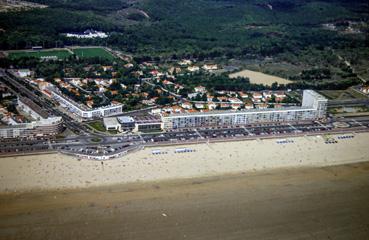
[88, 121, 106, 132]
[72, 47, 115, 60]
[8, 50, 72, 60]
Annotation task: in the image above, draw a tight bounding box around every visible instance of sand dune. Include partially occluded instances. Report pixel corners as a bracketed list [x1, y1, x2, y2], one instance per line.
[0, 133, 369, 192]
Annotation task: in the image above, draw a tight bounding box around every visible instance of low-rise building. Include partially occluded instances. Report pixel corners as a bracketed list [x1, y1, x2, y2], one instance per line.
[208, 102, 218, 110]
[202, 64, 218, 71]
[194, 86, 207, 94]
[181, 102, 193, 110]
[361, 86, 369, 94]
[103, 117, 122, 132]
[16, 69, 32, 78]
[195, 103, 205, 109]
[133, 116, 162, 132]
[117, 116, 135, 131]
[187, 66, 200, 72]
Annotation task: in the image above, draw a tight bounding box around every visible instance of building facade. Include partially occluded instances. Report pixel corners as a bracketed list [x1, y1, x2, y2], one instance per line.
[0, 96, 64, 139]
[0, 117, 64, 138]
[162, 90, 328, 129]
[51, 90, 123, 119]
[103, 117, 122, 132]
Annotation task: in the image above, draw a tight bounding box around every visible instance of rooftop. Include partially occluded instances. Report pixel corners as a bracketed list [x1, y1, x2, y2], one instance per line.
[117, 116, 135, 124]
[103, 117, 119, 126]
[163, 106, 315, 118]
[19, 97, 49, 119]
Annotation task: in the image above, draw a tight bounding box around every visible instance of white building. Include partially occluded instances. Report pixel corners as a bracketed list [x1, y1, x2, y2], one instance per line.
[161, 90, 327, 129]
[0, 117, 63, 139]
[65, 30, 108, 39]
[16, 69, 32, 78]
[0, 96, 65, 138]
[103, 117, 122, 132]
[50, 89, 123, 120]
[18, 97, 49, 121]
[202, 64, 218, 71]
[194, 86, 207, 94]
[187, 66, 200, 72]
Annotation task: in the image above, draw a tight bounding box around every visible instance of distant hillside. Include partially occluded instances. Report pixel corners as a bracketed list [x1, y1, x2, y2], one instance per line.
[0, 0, 47, 12]
[0, 0, 368, 57]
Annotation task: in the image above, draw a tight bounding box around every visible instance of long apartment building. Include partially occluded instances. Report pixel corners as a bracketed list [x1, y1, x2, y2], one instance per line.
[161, 90, 328, 129]
[0, 117, 64, 138]
[50, 89, 123, 119]
[0, 97, 64, 138]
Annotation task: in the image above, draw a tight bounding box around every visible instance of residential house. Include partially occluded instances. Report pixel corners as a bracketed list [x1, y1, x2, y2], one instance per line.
[256, 103, 268, 109]
[195, 103, 205, 109]
[239, 92, 249, 99]
[16, 69, 32, 78]
[194, 86, 207, 94]
[202, 64, 218, 71]
[181, 102, 193, 110]
[178, 59, 192, 66]
[187, 66, 200, 72]
[231, 104, 242, 110]
[252, 92, 263, 103]
[244, 102, 254, 110]
[361, 86, 369, 94]
[228, 97, 243, 104]
[208, 102, 218, 110]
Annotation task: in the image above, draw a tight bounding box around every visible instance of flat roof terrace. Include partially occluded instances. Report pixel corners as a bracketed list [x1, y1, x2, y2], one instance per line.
[19, 97, 49, 119]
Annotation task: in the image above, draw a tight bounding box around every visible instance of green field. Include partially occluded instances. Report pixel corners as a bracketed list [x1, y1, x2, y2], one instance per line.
[8, 50, 72, 60]
[87, 121, 106, 132]
[72, 48, 115, 60]
[7, 47, 115, 60]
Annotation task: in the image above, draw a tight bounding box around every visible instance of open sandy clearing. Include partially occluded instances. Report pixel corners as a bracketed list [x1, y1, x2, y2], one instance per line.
[229, 69, 292, 86]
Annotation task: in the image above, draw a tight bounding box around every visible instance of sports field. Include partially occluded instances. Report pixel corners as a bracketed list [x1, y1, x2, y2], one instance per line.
[7, 47, 115, 60]
[72, 47, 115, 60]
[8, 49, 72, 60]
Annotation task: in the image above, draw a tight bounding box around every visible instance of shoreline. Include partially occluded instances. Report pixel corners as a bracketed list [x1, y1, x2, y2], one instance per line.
[2, 159, 369, 240]
[1, 132, 369, 193]
[1, 161, 369, 197]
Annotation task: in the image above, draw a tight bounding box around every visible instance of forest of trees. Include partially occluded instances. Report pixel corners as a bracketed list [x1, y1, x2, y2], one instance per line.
[0, 0, 367, 56]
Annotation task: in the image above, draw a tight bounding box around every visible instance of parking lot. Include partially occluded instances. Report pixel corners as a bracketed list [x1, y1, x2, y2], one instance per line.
[1, 119, 368, 158]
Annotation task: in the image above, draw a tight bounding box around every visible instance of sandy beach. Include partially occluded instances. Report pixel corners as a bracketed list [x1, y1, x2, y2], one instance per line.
[1, 132, 369, 192]
[229, 69, 292, 86]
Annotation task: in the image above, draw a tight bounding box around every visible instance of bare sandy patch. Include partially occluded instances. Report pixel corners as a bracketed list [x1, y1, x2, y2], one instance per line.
[229, 69, 292, 86]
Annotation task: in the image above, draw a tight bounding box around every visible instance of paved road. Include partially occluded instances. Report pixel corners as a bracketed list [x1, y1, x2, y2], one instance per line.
[1, 162, 369, 240]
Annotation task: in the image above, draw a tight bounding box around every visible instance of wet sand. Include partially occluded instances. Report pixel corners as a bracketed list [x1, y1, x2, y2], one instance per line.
[229, 69, 292, 86]
[1, 162, 369, 240]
